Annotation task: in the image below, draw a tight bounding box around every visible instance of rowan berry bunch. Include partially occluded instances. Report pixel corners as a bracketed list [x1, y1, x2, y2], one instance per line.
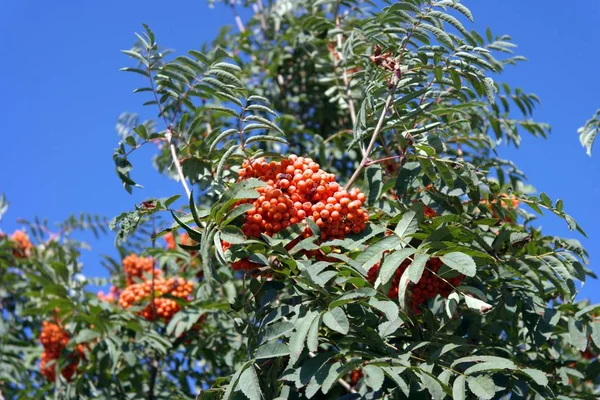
[480, 193, 520, 222]
[122, 254, 161, 286]
[39, 321, 83, 382]
[10, 229, 33, 258]
[118, 277, 194, 321]
[368, 257, 464, 314]
[237, 155, 369, 240]
[164, 232, 193, 250]
[349, 369, 363, 386]
[97, 285, 121, 303]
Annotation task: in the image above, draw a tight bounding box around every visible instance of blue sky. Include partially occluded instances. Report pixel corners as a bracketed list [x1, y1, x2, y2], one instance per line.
[1, 1, 599, 302]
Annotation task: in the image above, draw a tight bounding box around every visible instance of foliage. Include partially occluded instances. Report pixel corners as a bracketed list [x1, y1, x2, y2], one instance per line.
[1, 1, 600, 399]
[579, 109, 600, 156]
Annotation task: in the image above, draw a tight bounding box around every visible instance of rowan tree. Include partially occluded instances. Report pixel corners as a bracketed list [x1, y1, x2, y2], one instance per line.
[1, 1, 600, 399]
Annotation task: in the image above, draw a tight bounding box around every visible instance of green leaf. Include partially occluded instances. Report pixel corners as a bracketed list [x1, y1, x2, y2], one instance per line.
[428, 11, 469, 36]
[255, 342, 290, 360]
[244, 115, 284, 134]
[246, 104, 278, 116]
[245, 135, 289, 146]
[408, 253, 429, 283]
[568, 317, 588, 351]
[464, 295, 493, 314]
[591, 321, 600, 349]
[467, 375, 495, 399]
[381, 366, 409, 396]
[365, 165, 383, 206]
[170, 211, 202, 242]
[356, 235, 401, 275]
[220, 226, 246, 244]
[419, 23, 453, 47]
[368, 298, 399, 321]
[578, 109, 599, 156]
[483, 77, 497, 104]
[363, 365, 385, 391]
[439, 252, 476, 277]
[239, 365, 263, 400]
[376, 248, 416, 287]
[322, 307, 349, 335]
[519, 368, 548, 386]
[307, 314, 321, 353]
[212, 61, 241, 73]
[419, 371, 445, 400]
[205, 105, 240, 118]
[75, 329, 101, 344]
[216, 144, 240, 180]
[121, 50, 148, 66]
[289, 311, 319, 364]
[209, 129, 239, 152]
[452, 375, 466, 400]
[437, 0, 474, 22]
[394, 209, 420, 240]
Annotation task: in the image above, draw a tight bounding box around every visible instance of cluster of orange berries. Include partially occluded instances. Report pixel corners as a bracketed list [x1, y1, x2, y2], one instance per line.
[480, 193, 519, 222]
[118, 277, 194, 321]
[122, 254, 160, 286]
[237, 155, 369, 240]
[10, 230, 33, 258]
[39, 321, 83, 382]
[368, 257, 464, 314]
[349, 369, 364, 386]
[164, 232, 193, 250]
[97, 285, 121, 303]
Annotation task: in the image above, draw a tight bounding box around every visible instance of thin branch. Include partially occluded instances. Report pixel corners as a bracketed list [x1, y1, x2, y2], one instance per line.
[166, 128, 192, 199]
[344, 87, 397, 190]
[334, 12, 360, 155]
[230, 1, 246, 33]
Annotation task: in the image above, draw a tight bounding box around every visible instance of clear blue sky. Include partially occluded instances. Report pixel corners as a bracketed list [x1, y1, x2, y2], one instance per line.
[1, 1, 599, 302]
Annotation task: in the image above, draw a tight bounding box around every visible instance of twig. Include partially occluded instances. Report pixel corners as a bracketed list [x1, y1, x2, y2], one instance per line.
[148, 356, 159, 400]
[230, 1, 246, 33]
[334, 13, 360, 155]
[166, 128, 192, 199]
[344, 87, 397, 190]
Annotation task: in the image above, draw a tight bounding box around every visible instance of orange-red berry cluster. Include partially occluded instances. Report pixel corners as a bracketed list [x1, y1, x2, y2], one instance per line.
[164, 232, 194, 250]
[581, 347, 597, 360]
[237, 155, 369, 240]
[480, 193, 519, 222]
[10, 230, 33, 258]
[349, 369, 363, 386]
[368, 257, 464, 314]
[39, 321, 83, 382]
[118, 277, 194, 321]
[122, 254, 161, 286]
[97, 285, 121, 303]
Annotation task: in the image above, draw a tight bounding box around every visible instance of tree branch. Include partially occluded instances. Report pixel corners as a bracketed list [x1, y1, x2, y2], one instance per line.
[344, 87, 397, 190]
[166, 128, 192, 200]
